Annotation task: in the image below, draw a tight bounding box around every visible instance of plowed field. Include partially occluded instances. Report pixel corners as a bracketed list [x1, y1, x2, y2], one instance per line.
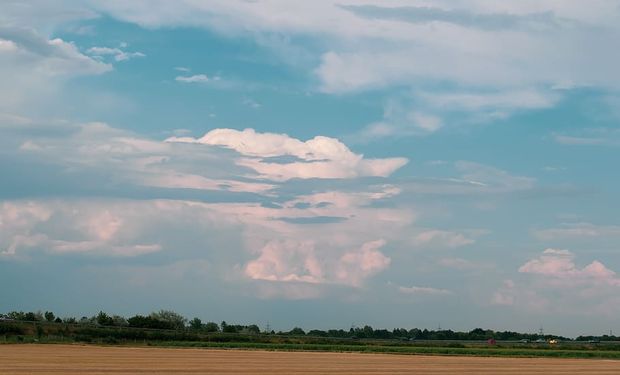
[1, 344, 619, 374]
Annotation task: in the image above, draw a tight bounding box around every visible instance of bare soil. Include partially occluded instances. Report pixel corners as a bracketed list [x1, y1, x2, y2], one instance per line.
[1, 344, 619, 374]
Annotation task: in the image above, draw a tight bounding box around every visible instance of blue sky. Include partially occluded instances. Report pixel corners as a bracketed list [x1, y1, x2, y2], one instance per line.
[1, 1, 620, 336]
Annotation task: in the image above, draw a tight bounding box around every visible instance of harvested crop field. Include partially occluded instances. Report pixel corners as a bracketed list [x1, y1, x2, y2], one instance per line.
[1, 344, 619, 374]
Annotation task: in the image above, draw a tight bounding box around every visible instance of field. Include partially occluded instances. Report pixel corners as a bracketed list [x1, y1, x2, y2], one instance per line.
[1, 344, 620, 374]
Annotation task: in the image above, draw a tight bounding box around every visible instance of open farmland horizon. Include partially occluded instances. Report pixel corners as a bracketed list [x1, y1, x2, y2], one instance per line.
[2, 0, 620, 351]
[0, 308, 616, 343]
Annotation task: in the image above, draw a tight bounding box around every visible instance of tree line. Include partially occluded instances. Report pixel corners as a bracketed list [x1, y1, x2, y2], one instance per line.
[1, 309, 600, 341]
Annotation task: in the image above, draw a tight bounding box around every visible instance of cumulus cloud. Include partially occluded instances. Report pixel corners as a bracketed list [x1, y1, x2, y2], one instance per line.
[0, 200, 161, 258]
[166, 128, 408, 181]
[244, 239, 392, 288]
[492, 249, 620, 315]
[207, 187, 411, 293]
[518, 249, 619, 285]
[10, 122, 277, 195]
[3, 119, 416, 298]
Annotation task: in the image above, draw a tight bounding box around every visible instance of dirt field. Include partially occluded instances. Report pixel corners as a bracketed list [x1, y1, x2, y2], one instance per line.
[1, 344, 619, 374]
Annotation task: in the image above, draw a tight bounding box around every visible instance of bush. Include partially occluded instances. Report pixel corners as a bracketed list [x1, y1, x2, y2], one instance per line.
[0, 324, 25, 335]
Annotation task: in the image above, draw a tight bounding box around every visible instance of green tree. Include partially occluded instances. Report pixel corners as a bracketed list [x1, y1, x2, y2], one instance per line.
[150, 310, 187, 330]
[96, 311, 114, 326]
[127, 315, 173, 330]
[204, 322, 219, 332]
[189, 317, 203, 331]
[35, 324, 44, 339]
[44, 311, 55, 322]
[221, 321, 237, 333]
[289, 327, 305, 335]
[112, 315, 128, 327]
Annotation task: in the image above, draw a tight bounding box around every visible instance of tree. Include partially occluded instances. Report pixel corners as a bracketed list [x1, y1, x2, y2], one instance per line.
[289, 327, 305, 335]
[246, 324, 260, 334]
[150, 310, 187, 330]
[44, 311, 55, 322]
[189, 318, 203, 331]
[127, 315, 174, 330]
[24, 312, 37, 321]
[221, 321, 237, 333]
[112, 315, 128, 327]
[54, 317, 63, 323]
[96, 311, 114, 326]
[204, 322, 219, 332]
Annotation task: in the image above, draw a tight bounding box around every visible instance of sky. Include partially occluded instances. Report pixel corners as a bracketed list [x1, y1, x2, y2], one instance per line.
[1, 1, 620, 337]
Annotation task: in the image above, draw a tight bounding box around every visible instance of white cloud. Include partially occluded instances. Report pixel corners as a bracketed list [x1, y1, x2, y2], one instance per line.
[242, 238, 400, 288]
[84, 1, 620, 144]
[175, 74, 210, 83]
[7, 1, 620, 131]
[0, 27, 111, 114]
[12, 122, 277, 195]
[553, 128, 620, 147]
[0, 200, 161, 258]
[492, 249, 620, 315]
[518, 248, 619, 285]
[166, 128, 408, 181]
[87, 46, 145, 61]
[4, 120, 415, 298]
[336, 239, 391, 287]
[0, 27, 110, 76]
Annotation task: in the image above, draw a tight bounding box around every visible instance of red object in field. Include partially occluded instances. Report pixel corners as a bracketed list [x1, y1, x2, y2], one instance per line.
[487, 338, 496, 345]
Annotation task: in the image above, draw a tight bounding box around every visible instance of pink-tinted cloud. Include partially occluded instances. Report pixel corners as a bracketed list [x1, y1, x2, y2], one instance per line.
[518, 248, 619, 285]
[166, 128, 408, 181]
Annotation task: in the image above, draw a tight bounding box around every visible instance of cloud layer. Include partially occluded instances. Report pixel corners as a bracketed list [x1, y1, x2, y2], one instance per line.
[167, 128, 408, 181]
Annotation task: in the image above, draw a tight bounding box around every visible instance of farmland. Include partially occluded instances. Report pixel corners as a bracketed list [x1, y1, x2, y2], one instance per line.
[3, 319, 620, 360]
[2, 344, 620, 374]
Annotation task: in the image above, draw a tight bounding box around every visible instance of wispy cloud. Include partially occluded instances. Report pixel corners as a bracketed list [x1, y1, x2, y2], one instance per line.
[553, 128, 620, 146]
[175, 74, 211, 83]
[87, 45, 145, 62]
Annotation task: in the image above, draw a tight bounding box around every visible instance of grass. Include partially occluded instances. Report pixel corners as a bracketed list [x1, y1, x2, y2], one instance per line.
[4, 338, 620, 359]
[137, 341, 620, 359]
